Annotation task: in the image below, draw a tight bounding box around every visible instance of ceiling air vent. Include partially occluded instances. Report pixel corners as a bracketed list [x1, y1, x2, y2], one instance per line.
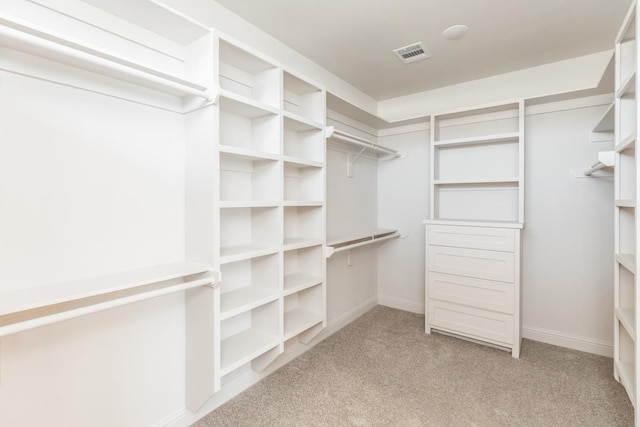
[393, 42, 431, 64]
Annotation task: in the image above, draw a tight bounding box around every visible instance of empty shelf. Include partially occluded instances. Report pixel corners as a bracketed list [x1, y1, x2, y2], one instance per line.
[220, 329, 280, 375]
[220, 286, 280, 320]
[284, 308, 323, 340]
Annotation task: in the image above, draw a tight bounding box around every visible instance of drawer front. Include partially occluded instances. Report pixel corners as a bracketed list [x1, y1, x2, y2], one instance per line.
[428, 245, 515, 283]
[428, 300, 514, 345]
[427, 225, 516, 252]
[428, 272, 514, 314]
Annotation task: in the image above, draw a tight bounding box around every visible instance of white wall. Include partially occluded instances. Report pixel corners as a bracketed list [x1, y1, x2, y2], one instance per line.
[377, 129, 430, 313]
[0, 69, 187, 426]
[523, 100, 614, 354]
[375, 97, 616, 356]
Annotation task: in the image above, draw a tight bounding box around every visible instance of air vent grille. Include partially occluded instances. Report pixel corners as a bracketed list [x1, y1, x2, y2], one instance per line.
[393, 42, 431, 64]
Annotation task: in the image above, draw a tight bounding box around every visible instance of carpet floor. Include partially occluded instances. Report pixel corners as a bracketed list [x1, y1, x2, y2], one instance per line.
[194, 306, 633, 426]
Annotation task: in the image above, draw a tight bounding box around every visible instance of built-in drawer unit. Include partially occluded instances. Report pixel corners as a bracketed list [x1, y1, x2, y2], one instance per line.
[428, 272, 514, 314]
[424, 222, 522, 357]
[427, 225, 516, 252]
[428, 300, 514, 345]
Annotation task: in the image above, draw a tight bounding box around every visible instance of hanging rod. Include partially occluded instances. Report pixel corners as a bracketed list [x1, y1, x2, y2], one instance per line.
[0, 262, 218, 337]
[326, 230, 401, 258]
[0, 15, 212, 100]
[583, 151, 615, 177]
[326, 126, 404, 158]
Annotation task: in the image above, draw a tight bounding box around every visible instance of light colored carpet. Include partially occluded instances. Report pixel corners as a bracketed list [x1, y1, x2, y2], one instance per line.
[194, 306, 633, 426]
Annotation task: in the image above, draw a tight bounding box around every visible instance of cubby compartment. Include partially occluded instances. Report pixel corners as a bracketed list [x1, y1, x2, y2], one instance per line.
[219, 96, 280, 154]
[283, 206, 323, 249]
[283, 246, 323, 295]
[220, 300, 280, 376]
[220, 207, 281, 263]
[283, 116, 324, 164]
[220, 254, 281, 320]
[435, 183, 519, 222]
[433, 103, 520, 142]
[618, 147, 637, 201]
[219, 40, 280, 108]
[617, 324, 636, 400]
[283, 284, 323, 340]
[618, 13, 637, 87]
[220, 153, 281, 203]
[435, 141, 519, 182]
[284, 163, 324, 202]
[283, 71, 324, 124]
[618, 206, 636, 258]
[618, 263, 636, 336]
[619, 91, 637, 143]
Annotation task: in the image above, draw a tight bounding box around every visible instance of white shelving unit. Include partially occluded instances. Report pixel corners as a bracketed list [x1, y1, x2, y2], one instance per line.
[425, 100, 525, 358]
[185, 36, 327, 404]
[614, 0, 639, 418]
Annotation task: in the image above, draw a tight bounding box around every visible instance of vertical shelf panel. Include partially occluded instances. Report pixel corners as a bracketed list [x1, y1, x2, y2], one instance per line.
[220, 153, 281, 203]
[613, 0, 639, 417]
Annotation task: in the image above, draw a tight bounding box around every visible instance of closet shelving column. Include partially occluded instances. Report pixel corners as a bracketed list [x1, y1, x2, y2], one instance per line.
[425, 100, 525, 358]
[282, 71, 327, 344]
[613, 0, 638, 413]
[215, 39, 283, 389]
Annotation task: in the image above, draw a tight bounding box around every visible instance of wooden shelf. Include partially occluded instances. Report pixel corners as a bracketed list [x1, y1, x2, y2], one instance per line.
[219, 201, 281, 209]
[434, 177, 519, 185]
[283, 308, 323, 340]
[283, 238, 324, 251]
[616, 359, 636, 403]
[617, 253, 637, 274]
[284, 273, 323, 296]
[218, 145, 280, 161]
[616, 133, 637, 153]
[282, 200, 324, 207]
[0, 262, 212, 317]
[423, 219, 525, 229]
[283, 110, 324, 130]
[616, 199, 637, 208]
[220, 287, 280, 320]
[220, 245, 280, 264]
[617, 307, 637, 340]
[219, 90, 279, 118]
[220, 328, 280, 376]
[0, 14, 212, 100]
[617, 72, 637, 98]
[434, 132, 520, 148]
[282, 156, 324, 169]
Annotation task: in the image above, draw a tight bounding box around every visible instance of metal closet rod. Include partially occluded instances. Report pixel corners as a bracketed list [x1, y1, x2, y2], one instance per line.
[0, 15, 212, 100]
[327, 126, 403, 157]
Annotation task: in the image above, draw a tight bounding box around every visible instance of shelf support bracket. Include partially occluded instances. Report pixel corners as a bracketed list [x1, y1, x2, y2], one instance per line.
[347, 147, 367, 178]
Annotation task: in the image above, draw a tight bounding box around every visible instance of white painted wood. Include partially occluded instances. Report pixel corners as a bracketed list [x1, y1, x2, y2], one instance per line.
[427, 225, 515, 252]
[428, 245, 515, 283]
[430, 100, 525, 224]
[425, 224, 522, 357]
[613, 2, 640, 418]
[428, 300, 514, 345]
[428, 273, 515, 314]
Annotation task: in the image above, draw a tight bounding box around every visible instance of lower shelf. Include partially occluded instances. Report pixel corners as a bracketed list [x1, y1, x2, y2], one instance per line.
[220, 328, 280, 376]
[615, 359, 636, 405]
[220, 286, 280, 320]
[284, 308, 323, 341]
[284, 273, 323, 296]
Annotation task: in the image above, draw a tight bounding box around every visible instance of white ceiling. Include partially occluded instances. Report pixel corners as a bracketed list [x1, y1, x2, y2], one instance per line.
[213, 0, 631, 101]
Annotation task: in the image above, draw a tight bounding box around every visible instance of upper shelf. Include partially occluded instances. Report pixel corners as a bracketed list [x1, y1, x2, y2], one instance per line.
[434, 132, 520, 148]
[326, 229, 400, 257]
[0, 0, 214, 101]
[326, 126, 404, 158]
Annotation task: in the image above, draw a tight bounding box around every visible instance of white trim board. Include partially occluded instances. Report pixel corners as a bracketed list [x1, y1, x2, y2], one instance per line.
[522, 325, 613, 358]
[168, 296, 379, 427]
[377, 295, 425, 315]
[378, 296, 613, 358]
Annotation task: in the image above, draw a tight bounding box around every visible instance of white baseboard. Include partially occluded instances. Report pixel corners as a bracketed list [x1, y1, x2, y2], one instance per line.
[522, 325, 613, 357]
[377, 295, 425, 314]
[167, 296, 378, 427]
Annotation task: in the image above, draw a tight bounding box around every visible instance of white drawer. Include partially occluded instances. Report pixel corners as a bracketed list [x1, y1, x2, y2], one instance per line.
[428, 272, 514, 314]
[427, 225, 515, 252]
[428, 300, 514, 345]
[428, 245, 515, 283]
